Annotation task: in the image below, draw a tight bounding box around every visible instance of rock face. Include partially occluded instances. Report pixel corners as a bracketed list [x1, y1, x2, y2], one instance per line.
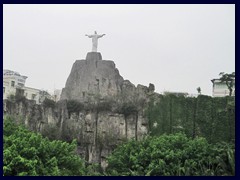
[59, 52, 157, 166]
[61, 52, 155, 102]
[61, 52, 124, 101]
[3, 100, 148, 169]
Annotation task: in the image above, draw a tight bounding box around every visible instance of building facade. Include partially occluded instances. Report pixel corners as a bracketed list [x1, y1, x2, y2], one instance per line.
[3, 70, 27, 99]
[211, 79, 235, 97]
[3, 69, 52, 104]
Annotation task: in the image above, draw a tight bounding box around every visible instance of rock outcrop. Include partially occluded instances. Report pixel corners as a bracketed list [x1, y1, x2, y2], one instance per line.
[61, 52, 154, 102]
[61, 52, 124, 101]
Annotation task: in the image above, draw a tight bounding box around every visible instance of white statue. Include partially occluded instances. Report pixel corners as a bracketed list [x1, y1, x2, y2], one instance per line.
[85, 31, 106, 52]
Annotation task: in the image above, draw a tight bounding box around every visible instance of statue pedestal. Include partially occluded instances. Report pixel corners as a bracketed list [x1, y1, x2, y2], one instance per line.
[86, 52, 102, 61]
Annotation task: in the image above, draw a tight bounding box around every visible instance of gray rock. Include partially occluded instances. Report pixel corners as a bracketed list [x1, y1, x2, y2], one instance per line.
[61, 52, 124, 101]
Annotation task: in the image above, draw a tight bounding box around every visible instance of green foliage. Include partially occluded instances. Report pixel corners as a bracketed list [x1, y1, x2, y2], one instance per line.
[8, 94, 16, 102]
[148, 83, 155, 92]
[61, 124, 81, 143]
[7, 94, 27, 104]
[146, 94, 235, 143]
[219, 72, 235, 96]
[42, 98, 56, 108]
[119, 102, 138, 117]
[41, 124, 61, 141]
[106, 133, 235, 176]
[84, 163, 103, 176]
[95, 100, 113, 112]
[3, 116, 86, 176]
[67, 100, 84, 116]
[15, 94, 27, 103]
[196, 87, 201, 94]
[211, 97, 235, 143]
[83, 95, 114, 112]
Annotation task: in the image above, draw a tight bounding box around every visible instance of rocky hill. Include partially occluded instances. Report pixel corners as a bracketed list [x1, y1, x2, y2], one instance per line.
[61, 52, 154, 102]
[4, 52, 157, 168]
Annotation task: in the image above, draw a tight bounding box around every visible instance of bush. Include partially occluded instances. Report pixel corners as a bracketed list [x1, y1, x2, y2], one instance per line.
[119, 102, 138, 117]
[96, 100, 113, 112]
[41, 124, 61, 141]
[15, 94, 27, 103]
[7, 94, 26, 104]
[106, 133, 235, 176]
[42, 98, 56, 108]
[67, 100, 84, 116]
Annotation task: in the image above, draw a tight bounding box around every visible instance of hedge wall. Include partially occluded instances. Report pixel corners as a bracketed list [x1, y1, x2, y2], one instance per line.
[146, 95, 235, 143]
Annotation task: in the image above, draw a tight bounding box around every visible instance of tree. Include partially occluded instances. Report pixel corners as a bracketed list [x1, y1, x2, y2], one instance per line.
[219, 72, 235, 96]
[196, 87, 201, 95]
[106, 133, 235, 176]
[3, 116, 86, 176]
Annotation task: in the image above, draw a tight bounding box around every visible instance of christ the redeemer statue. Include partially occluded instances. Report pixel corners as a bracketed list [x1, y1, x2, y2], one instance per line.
[85, 31, 106, 52]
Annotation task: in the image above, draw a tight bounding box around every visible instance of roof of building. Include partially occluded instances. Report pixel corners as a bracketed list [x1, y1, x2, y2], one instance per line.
[211, 78, 235, 83]
[3, 69, 28, 79]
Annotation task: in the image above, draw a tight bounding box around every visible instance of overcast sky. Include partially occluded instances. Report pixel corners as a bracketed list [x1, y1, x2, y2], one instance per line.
[3, 4, 235, 96]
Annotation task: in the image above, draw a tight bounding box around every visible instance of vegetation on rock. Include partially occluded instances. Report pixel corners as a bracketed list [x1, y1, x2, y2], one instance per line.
[66, 100, 84, 116]
[42, 98, 56, 108]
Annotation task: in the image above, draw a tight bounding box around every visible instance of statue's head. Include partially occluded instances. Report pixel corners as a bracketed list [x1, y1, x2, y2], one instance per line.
[94, 31, 97, 34]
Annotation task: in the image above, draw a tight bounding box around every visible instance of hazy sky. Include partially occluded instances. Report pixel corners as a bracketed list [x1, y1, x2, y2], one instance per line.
[3, 4, 235, 96]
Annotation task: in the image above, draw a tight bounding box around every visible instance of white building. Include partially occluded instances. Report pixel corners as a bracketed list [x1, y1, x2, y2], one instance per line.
[3, 69, 27, 99]
[211, 79, 235, 97]
[3, 69, 52, 104]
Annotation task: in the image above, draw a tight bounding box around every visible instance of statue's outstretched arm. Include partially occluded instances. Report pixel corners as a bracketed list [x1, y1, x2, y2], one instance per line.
[85, 34, 92, 38]
[98, 34, 106, 38]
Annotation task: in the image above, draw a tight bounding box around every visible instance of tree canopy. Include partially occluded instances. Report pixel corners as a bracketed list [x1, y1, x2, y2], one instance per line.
[106, 133, 235, 176]
[219, 72, 235, 96]
[3, 116, 86, 176]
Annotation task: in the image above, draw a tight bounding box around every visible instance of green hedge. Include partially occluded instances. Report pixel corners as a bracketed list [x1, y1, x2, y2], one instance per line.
[146, 95, 235, 143]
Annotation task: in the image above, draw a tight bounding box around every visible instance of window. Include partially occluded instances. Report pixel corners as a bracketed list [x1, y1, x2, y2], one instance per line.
[3, 87, 5, 94]
[18, 83, 24, 87]
[32, 94, 36, 100]
[11, 81, 15, 87]
[16, 88, 24, 96]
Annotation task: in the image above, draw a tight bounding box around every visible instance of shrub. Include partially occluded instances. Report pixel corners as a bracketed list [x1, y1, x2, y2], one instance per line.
[96, 100, 113, 112]
[15, 94, 27, 103]
[119, 102, 138, 117]
[7, 94, 26, 104]
[67, 100, 84, 116]
[42, 98, 56, 108]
